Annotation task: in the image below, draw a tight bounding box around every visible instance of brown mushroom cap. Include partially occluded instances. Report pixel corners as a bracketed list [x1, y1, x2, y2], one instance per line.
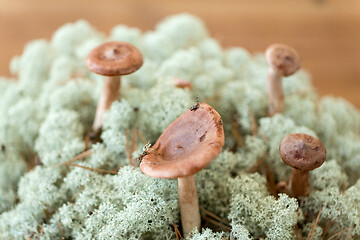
[86, 41, 143, 76]
[265, 44, 301, 77]
[139, 103, 224, 179]
[279, 133, 326, 171]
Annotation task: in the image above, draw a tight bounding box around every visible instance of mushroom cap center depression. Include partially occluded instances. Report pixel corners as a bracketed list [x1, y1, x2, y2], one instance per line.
[86, 41, 143, 76]
[140, 103, 224, 179]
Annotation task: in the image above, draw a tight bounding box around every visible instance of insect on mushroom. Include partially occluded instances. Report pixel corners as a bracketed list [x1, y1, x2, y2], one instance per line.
[265, 44, 301, 116]
[86, 41, 143, 134]
[190, 96, 200, 111]
[137, 142, 152, 163]
[277, 133, 326, 198]
[139, 102, 224, 237]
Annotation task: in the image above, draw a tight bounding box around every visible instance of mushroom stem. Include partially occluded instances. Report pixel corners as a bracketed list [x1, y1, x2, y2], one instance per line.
[289, 168, 310, 197]
[178, 175, 201, 237]
[267, 68, 284, 116]
[92, 76, 121, 133]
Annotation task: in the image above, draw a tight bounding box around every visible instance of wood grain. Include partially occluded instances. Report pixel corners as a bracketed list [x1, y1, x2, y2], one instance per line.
[0, 0, 359, 107]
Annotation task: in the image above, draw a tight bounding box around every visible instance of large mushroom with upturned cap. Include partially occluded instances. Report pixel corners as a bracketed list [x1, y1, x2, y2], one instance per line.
[86, 41, 143, 133]
[139, 102, 224, 237]
[265, 44, 301, 116]
[278, 133, 326, 198]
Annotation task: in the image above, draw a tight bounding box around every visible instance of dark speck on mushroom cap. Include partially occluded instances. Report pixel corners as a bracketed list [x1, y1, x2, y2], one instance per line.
[265, 44, 301, 77]
[279, 133, 326, 171]
[139, 103, 225, 179]
[86, 41, 143, 76]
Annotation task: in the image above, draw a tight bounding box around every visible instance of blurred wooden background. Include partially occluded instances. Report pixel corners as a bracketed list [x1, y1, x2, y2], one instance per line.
[0, 0, 359, 107]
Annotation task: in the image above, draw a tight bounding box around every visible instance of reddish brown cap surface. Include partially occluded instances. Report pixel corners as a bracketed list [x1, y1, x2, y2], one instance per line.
[86, 41, 143, 76]
[265, 44, 301, 77]
[139, 103, 225, 179]
[279, 133, 326, 171]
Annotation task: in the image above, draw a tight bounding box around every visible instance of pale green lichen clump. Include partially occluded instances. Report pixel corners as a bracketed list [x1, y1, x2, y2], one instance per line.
[0, 13, 360, 239]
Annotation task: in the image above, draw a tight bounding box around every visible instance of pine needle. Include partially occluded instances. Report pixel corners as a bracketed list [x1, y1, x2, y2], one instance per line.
[57, 219, 64, 236]
[231, 115, 244, 147]
[263, 162, 277, 197]
[249, 109, 257, 136]
[125, 128, 132, 166]
[321, 220, 333, 239]
[200, 206, 230, 226]
[174, 229, 179, 240]
[38, 226, 44, 237]
[131, 129, 138, 154]
[125, 128, 140, 167]
[307, 207, 323, 240]
[68, 163, 119, 175]
[138, 129, 147, 144]
[331, 222, 345, 240]
[54, 149, 92, 167]
[131, 129, 138, 167]
[173, 224, 182, 239]
[257, 128, 269, 142]
[199, 206, 231, 232]
[327, 226, 354, 240]
[242, 153, 268, 174]
[295, 224, 304, 240]
[201, 214, 231, 231]
[70, 186, 85, 202]
[345, 225, 354, 240]
[84, 135, 90, 151]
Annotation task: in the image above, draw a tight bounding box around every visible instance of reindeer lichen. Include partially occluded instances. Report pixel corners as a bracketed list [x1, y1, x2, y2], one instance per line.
[0, 13, 359, 240]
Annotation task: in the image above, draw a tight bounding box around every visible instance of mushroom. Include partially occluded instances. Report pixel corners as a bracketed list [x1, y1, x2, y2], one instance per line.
[173, 78, 193, 90]
[139, 102, 224, 237]
[86, 41, 143, 133]
[278, 133, 326, 198]
[265, 44, 301, 116]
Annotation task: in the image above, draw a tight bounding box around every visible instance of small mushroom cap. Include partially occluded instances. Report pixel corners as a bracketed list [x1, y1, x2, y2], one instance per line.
[86, 41, 143, 76]
[140, 103, 224, 179]
[265, 44, 301, 77]
[279, 133, 326, 171]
